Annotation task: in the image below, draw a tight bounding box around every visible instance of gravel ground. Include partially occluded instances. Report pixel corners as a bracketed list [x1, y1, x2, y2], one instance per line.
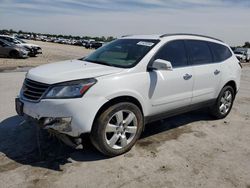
[0, 42, 250, 188]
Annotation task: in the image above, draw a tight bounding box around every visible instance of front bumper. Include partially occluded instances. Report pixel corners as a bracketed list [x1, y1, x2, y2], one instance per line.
[16, 96, 108, 137]
[27, 48, 42, 56]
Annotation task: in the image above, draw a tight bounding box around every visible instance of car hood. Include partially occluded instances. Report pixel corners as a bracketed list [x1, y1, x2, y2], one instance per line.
[27, 59, 124, 84]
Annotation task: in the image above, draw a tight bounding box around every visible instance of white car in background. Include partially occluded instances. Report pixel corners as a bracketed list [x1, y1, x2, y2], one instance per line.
[234, 48, 250, 62]
[16, 34, 242, 156]
[0, 35, 42, 56]
[234, 51, 246, 61]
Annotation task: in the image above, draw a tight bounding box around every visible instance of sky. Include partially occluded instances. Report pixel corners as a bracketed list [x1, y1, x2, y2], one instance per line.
[0, 0, 249, 45]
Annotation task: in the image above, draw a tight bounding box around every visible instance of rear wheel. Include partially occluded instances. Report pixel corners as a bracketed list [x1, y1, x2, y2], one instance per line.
[90, 102, 143, 156]
[9, 50, 19, 58]
[210, 86, 235, 119]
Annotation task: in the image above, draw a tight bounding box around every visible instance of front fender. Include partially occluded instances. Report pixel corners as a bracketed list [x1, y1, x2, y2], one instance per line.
[105, 90, 149, 116]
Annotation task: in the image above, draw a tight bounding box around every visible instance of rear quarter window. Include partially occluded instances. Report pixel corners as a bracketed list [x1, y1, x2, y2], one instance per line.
[208, 42, 232, 62]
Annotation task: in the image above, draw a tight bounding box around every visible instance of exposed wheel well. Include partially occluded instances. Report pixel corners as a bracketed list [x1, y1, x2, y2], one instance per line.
[93, 96, 143, 125]
[224, 80, 237, 95]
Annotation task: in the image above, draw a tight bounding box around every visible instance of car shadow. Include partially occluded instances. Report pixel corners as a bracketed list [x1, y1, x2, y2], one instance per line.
[0, 109, 213, 171]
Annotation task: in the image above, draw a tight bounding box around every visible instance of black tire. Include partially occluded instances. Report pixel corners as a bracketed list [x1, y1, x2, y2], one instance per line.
[209, 85, 235, 119]
[9, 50, 19, 58]
[90, 102, 144, 157]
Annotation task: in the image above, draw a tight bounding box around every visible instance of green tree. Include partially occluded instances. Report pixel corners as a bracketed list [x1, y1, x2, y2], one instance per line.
[243, 42, 250, 48]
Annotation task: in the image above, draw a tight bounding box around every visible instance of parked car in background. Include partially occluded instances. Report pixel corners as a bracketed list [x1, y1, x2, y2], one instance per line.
[84, 39, 96, 49]
[85, 41, 104, 49]
[234, 47, 250, 62]
[0, 35, 42, 57]
[16, 34, 241, 156]
[246, 49, 250, 62]
[91, 41, 104, 49]
[234, 51, 246, 61]
[0, 39, 28, 58]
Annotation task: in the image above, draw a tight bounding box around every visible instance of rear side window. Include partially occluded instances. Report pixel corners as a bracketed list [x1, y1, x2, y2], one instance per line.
[185, 40, 213, 65]
[154, 40, 188, 68]
[208, 42, 232, 62]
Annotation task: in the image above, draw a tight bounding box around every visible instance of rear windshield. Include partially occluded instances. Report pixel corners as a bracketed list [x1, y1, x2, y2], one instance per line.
[83, 39, 159, 68]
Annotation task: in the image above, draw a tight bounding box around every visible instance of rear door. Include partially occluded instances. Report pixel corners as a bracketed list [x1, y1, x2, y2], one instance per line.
[185, 40, 222, 104]
[149, 40, 194, 113]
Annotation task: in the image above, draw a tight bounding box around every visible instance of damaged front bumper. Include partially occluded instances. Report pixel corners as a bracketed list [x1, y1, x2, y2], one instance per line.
[42, 117, 73, 133]
[15, 98, 83, 149]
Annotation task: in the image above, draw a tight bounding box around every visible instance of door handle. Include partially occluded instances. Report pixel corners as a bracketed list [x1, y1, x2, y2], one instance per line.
[183, 74, 192, 80]
[214, 69, 220, 75]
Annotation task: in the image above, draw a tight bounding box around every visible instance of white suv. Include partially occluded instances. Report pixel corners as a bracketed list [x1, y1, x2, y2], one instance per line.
[16, 34, 242, 156]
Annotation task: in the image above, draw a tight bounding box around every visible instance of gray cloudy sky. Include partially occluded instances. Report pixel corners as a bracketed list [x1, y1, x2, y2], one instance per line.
[0, 0, 249, 45]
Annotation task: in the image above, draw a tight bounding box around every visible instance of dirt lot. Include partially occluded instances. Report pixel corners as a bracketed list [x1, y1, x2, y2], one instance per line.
[0, 42, 250, 188]
[0, 40, 93, 71]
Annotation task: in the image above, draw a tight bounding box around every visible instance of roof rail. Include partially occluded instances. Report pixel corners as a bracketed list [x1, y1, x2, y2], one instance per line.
[159, 33, 223, 42]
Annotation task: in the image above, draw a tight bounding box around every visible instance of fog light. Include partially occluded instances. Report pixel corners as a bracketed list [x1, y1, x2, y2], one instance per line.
[43, 117, 72, 132]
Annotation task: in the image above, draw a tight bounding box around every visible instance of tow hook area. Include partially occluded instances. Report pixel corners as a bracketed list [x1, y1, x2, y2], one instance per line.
[39, 117, 83, 150]
[43, 117, 72, 133]
[47, 129, 83, 150]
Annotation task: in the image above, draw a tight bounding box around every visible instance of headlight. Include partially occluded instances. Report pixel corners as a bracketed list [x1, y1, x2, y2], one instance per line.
[44, 78, 97, 99]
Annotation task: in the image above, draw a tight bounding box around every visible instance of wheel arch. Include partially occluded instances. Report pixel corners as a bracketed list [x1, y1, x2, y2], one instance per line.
[224, 80, 237, 95]
[9, 50, 19, 58]
[92, 95, 144, 128]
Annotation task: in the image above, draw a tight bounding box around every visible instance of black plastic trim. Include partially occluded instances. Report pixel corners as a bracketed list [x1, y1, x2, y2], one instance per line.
[145, 99, 216, 124]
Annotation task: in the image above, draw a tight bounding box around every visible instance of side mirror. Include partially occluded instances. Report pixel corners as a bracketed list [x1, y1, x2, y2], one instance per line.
[148, 59, 173, 71]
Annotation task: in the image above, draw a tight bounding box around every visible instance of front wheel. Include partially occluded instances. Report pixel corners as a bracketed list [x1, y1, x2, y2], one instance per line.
[90, 102, 143, 156]
[9, 50, 19, 58]
[210, 86, 235, 119]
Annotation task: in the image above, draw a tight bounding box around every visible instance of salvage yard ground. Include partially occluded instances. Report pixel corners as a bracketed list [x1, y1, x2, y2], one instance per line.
[0, 41, 250, 188]
[0, 40, 93, 71]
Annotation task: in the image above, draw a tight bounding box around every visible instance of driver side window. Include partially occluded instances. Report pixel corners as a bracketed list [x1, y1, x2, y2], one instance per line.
[154, 40, 188, 68]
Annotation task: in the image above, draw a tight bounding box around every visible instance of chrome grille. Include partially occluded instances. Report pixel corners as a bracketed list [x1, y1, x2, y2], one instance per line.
[21, 79, 50, 101]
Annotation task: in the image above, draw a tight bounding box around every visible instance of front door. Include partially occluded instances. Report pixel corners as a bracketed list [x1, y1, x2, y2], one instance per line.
[149, 40, 194, 114]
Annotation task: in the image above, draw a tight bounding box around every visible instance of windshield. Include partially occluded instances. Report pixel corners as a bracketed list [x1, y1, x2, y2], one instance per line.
[83, 39, 159, 68]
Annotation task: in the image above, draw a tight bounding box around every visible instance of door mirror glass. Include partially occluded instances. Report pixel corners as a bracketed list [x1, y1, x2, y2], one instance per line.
[149, 59, 173, 71]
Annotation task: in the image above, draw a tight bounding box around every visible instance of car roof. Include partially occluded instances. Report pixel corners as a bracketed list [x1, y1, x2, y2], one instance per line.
[122, 33, 223, 43]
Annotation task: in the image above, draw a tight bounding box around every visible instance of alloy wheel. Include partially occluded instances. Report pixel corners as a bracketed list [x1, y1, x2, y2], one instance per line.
[105, 110, 138, 149]
[219, 90, 233, 115]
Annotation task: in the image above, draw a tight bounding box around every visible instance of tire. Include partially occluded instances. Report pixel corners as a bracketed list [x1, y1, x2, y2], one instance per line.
[210, 85, 235, 119]
[9, 50, 19, 58]
[90, 102, 144, 156]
